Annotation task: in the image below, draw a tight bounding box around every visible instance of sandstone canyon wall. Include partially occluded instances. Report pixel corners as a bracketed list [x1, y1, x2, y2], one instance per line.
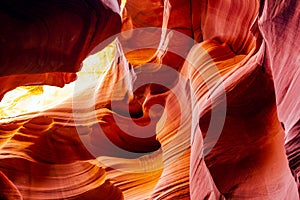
[0, 0, 299, 199]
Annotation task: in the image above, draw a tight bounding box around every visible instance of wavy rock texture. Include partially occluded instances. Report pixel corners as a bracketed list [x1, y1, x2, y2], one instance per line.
[0, 0, 122, 100]
[258, 0, 300, 191]
[0, 0, 299, 200]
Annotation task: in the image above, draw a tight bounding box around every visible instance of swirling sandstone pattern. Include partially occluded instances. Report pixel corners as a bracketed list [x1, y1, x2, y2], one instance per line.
[0, 0, 299, 199]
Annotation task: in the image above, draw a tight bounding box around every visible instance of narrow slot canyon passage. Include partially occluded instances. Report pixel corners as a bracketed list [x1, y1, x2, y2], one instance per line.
[0, 0, 299, 199]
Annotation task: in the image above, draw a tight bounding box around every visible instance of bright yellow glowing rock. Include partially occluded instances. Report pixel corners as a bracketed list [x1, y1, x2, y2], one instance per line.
[0, 42, 116, 119]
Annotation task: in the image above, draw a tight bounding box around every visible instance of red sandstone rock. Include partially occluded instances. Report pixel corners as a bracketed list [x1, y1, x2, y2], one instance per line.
[0, 0, 299, 199]
[0, 0, 122, 100]
[258, 0, 300, 190]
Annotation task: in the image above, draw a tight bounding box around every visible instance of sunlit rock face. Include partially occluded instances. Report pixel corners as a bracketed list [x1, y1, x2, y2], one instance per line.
[0, 0, 122, 100]
[0, 0, 299, 200]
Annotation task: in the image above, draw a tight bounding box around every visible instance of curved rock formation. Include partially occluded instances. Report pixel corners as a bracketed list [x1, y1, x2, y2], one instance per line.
[0, 0, 122, 100]
[0, 0, 299, 199]
[258, 0, 300, 190]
